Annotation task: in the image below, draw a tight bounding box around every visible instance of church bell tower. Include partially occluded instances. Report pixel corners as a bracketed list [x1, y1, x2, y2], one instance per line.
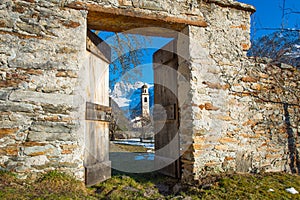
[141, 84, 150, 118]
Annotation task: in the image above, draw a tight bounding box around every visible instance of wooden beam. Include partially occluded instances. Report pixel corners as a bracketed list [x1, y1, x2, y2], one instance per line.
[67, 2, 208, 36]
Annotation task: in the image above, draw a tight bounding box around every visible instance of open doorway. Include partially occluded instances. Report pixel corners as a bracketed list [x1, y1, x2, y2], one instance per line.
[83, 4, 195, 185]
[93, 30, 180, 175]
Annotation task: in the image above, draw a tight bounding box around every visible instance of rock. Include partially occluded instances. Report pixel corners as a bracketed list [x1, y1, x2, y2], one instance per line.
[16, 22, 43, 35]
[143, 188, 157, 198]
[171, 196, 184, 200]
[30, 121, 74, 133]
[156, 183, 169, 195]
[139, 0, 163, 10]
[172, 183, 182, 194]
[23, 144, 58, 156]
[286, 187, 299, 194]
[9, 91, 78, 106]
[41, 104, 73, 114]
[278, 63, 293, 69]
[25, 155, 49, 166]
[123, 186, 139, 192]
[27, 131, 74, 142]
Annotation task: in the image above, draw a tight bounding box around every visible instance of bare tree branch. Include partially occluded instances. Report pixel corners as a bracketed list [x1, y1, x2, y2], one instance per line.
[256, 28, 300, 32]
[281, 0, 286, 30]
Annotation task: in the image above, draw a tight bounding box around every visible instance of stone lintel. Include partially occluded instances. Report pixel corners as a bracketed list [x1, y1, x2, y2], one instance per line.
[67, 2, 208, 37]
[206, 0, 256, 13]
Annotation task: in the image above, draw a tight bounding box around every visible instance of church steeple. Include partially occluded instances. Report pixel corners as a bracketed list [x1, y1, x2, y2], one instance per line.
[141, 84, 149, 118]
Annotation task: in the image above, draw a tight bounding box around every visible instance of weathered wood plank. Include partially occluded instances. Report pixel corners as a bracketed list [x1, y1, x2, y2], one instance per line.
[85, 120, 110, 186]
[85, 161, 111, 187]
[85, 30, 111, 186]
[154, 40, 181, 178]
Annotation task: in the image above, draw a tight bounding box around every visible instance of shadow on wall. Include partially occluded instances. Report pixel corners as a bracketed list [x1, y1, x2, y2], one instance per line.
[229, 58, 300, 174]
[283, 103, 300, 174]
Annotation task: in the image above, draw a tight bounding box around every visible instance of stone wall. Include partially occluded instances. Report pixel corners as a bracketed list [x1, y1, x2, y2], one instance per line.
[0, 0, 299, 183]
[0, 0, 87, 179]
[74, 0, 254, 16]
[187, 2, 300, 180]
[240, 59, 300, 174]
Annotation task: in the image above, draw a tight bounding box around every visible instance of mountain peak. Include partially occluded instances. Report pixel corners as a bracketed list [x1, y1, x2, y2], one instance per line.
[110, 81, 154, 119]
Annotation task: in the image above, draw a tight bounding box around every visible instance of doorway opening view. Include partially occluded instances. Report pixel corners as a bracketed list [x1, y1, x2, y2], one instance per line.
[94, 30, 178, 175]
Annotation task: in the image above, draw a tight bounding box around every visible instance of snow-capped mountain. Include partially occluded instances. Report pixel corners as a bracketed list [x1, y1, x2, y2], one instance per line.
[110, 81, 154, 119]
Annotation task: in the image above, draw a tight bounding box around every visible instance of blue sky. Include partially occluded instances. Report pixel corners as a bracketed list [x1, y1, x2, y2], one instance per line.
[239, 0, 300, 38]
[98, 32, 172, 85]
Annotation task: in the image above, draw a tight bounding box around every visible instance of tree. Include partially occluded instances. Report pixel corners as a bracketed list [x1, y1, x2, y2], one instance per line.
[248, 30, 300, 67]
[94, 31, 153, 140]
[248, 0, 300, 68]
[95, 31, 151, 89]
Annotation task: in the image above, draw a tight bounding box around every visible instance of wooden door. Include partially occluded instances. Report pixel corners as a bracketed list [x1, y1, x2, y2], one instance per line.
[84, 30, 111, 186]
[153, 40, 181, 178]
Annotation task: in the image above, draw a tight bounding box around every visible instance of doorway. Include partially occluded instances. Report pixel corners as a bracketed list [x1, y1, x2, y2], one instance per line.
[96, 30, 180, 177]
[84, 6, 191, 185]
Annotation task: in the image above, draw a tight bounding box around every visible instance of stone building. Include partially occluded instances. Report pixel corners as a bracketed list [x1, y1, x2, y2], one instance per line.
[0, 0, 299, 185]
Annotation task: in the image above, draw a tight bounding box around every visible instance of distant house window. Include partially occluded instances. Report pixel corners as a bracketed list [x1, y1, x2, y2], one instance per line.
[144, 97, 147, 102]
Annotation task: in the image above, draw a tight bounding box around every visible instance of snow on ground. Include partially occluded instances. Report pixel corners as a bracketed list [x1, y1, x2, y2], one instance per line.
[113, 138, 154, 149]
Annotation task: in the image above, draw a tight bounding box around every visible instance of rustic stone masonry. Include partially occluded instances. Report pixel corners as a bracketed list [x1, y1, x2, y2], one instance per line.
[0, 0, 87, 179]
[0, 0, 299, 182]
[185, 1, 299, 180]
[187, 55, 300, 180]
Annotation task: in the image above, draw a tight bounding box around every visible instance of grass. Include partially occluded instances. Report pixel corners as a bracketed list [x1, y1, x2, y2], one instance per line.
[0, 169, 299, 199]
[0, 170, 91, 200]
[187, 173, 300, 200]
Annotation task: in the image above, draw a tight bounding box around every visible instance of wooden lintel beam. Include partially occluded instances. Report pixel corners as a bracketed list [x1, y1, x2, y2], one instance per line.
[85, 4, 208, 27]
[67, 2, 208, 34]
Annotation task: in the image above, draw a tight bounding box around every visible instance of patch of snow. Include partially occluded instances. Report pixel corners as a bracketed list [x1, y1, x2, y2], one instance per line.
[286, 187, 299, 194]
[131, 116, 142, 122]
[134, 153, 154, 161]
[113, 97, 131, 107]
[113, 139, 154, 149]
[268, 189, 274, 192]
